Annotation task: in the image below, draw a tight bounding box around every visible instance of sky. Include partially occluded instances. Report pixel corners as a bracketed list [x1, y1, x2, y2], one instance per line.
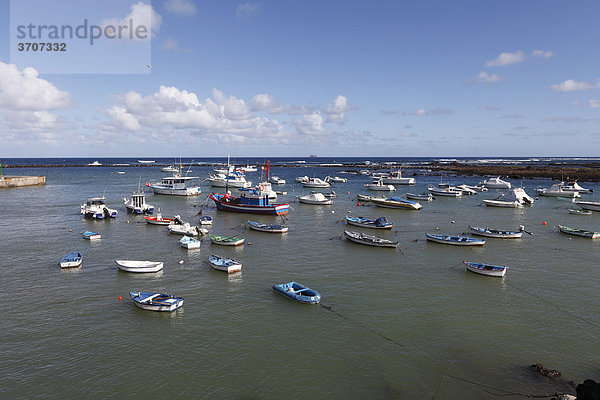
[1, 0, 600, 158]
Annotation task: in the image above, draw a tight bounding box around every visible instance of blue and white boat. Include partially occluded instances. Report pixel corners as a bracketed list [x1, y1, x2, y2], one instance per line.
[272, 282, 321, 304]
[60, 252, 82, 268]
[247, 220, 288, 233]
[344, 230, 398, 247]
[463, 261, 508, 277]
[129, 291, 184, 312]
[82, 231, 101, 240]
[123, 190, 154, 214]
[80, 197, 118, 219]
[371, 196, 423, 210]
[180, 235, 201, 249]
[209, 188, 289, 215]
[208, 254, 242, 273]
[148, 173, 202, 196]
[199, 215, 213, 225]
[345, 215, 393, 229]
[425, 233, 485, 246]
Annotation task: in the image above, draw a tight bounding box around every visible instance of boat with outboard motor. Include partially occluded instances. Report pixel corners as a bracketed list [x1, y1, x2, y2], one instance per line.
[425, 233, 485, 246]
[210, 187, 289, 215]
[483, 188, 535, 207]
[81, 197, 118, 219]
[345, 215, 393, 229]
[479, 176, 511, 189]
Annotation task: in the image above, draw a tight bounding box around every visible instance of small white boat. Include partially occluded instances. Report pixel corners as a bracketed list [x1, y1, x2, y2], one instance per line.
[115, 260, 164, 273]
[161, 165, 180, 173]
[356, 194, 386, 202]
[240, 164, 257, 172]
[311, 190, 336, 198]
[81, 197, 118, 219]
[561, 181, 593, 194]
[329, 176, 347, 183]
[87, 161, 102, 166]
[302, 177, 331, 188]
[371, 196, 422, 210]
[295, 176, 310, 183]
[365, 179, 396, 191]
[60, 252, 82, 268]
[535, 183, 580, 198]
[405, 193, 433, 201]
[207, 172, 252, 188]
[463, 261, 507, 277]
[208, 254, 242, 273]
[168, 222, 207, 236]
[180, 235, 201, 249]
[123, 191, 154, 214]
[344, 230, 398, 248]
[468, 225, 524, 239]
[144, 211, 174, 225]
[116, 171, 125, 175]
[269, 176, 286, 185]
[380, 170, 415, 185]
[129, 291, 183, 312]
[82, 231, 101, 240]
[149, 173, 202, 196]
[568, 209, 592, 215]
[574, 200, 600, 211]
[456, 184, 478, 195]
[482, 198, 520, 208]
[199, 216, 213, 225]
[247, 220, 288, 233]
[298, 192, 333, 205]
[479, 176, 511, 189]
[483, 188, 535, 207]
[138, 160, 156, 164]
[428, 183, 462, 197]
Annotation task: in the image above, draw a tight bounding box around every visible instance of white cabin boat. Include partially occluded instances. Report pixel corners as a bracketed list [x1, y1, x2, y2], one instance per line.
[302, 177, 331, 188]
[298, 192, 333, 205]
[149, 173, 202, 196]
[365, 179, 396, 191]
[480, 176, 511, 189]
[269, 176, 286, 185]
[427, 183, 462, 197]
[381, 170, 415, 185]
[207, 171, 252, 188]
[483, 188, 534, 207]
[81, 197, 118, 219]
[123, 191, 154, 214]
[535, 183, 581, 198]
[455, 184, 478, 195]
[296, 176, 310, 183]
[161, 165, 179, 173]
[329, 176, 347, 183]
[168, 222, 207, 236]
[561, 181, 593, 194]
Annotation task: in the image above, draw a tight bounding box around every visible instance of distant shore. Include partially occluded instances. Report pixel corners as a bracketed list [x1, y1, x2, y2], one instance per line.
[2, 161, 599, 181]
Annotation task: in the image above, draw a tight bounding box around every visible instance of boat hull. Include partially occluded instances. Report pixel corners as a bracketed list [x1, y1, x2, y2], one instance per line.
[346, 217, 393, 229]
[272, 282, 321, 304]
[129, 291, 183, 312]
[208, 255, 242, 273]
[60, 252, 82, 268]
[468, 226, 522, 239]
[464, 262, 507, 277]
[482, 199, 520, 208]
[558, 225, 600, 239]
[575, 201, 600, 211]
[371, 198, 422, 210]
[344, 230, 398, 248]
[210, 194, 289, 215]
[247, 221, 288, 233]
[150, 186, 202, 196]
[425, 234, 485, 246]
[116, 260, 164, 273]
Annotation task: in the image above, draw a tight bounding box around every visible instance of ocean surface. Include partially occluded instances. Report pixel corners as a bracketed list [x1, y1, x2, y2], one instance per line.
[1, 158, 599, 399]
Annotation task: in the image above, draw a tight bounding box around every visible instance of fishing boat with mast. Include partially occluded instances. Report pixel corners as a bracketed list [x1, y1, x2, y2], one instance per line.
[148, 161, 201, 196]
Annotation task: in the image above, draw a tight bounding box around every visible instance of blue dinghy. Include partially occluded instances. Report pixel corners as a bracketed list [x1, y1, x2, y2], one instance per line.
[273, 281, 321, 304]
[247, 220, 288, 233]
[345, 215, 393, 229]
[60, 252, 82, 268]
[425, 233, 485, 246]
[129, 291, 184, 312]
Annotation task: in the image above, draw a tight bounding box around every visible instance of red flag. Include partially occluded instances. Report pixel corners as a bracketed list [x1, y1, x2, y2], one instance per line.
[266, 160, 270, 179]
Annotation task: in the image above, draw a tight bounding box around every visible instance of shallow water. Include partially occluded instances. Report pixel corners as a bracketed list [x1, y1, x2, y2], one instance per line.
[1, 163, 598, 399]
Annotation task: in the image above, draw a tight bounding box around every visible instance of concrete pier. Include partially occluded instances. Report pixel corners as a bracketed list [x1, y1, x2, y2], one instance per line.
[0, 175, 46, 189]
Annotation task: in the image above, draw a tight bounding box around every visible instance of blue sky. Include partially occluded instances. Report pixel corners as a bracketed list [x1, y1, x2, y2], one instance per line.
[1, 0, 599, 157]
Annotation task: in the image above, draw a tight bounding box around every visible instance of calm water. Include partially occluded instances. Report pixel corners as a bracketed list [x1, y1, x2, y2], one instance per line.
[1, 161, 599, 399]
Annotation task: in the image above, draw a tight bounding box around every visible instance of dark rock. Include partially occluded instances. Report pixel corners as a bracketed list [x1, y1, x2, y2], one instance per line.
[576, 379, 600, 400]
[531, 363, 561, 378]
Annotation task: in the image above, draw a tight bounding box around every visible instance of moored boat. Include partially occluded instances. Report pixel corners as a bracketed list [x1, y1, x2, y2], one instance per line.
[148, 172, 202, 196]
[269, 176, 286, 185]
[574, 200, 600, 211]
[247, 220, 288, 233]
[302, 177, 331, 188]
[82, 231, 101, 240]
[479, 176, 511, 189]
[208, 254, 242, 273]
[356, 194, 386, 202]
[365, 178, 396, 191]
[180, 235, 201, 249]
[80, 197, 118, 219]
[535, 183, 580, 198]
[380, 170, 415, 185]
[344, 230, 398, 248]
[405, 193, 433, 201]
[199, 215, 213, 225]
[209, 189, 289, 215]
[298, 192, 333, 205]
[428, 183, 463, 197]
[483, 188, 534, 207]
[116, 260, 164, 273]
[568, 209, 592, 215]
[371, 196, 423, 210]
[123, 191, 154, 214]
[272, 281, 321, 304]
[557, 225, 600, 239]
[209, 235, 245, 246]
[129, 291, 183, 312]
[468, 225, 524, 239]
[463, 261, 507, 277]
[168, 222, 207, 236]
[60, 252, 82, 268]
[561, 181, 593, 194]
[144, 211, 175, 225]
[425, 233, 485, 246]
[345, 215, 393, 229]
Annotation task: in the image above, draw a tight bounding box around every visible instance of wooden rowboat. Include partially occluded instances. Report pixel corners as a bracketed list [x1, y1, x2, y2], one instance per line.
[208, 254, 242, 273]
[558, 225, 600, 239]
[425, 233, 485, 246]
[344, 230, 398, 248]
[247, 220, 288, 233]
[129, 291, 183, 312]
[464, 261, 507, 277]
[209, 235, 245, 246]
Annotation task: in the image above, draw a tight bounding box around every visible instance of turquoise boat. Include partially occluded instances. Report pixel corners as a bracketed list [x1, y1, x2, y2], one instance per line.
[273, 282, 321, 304]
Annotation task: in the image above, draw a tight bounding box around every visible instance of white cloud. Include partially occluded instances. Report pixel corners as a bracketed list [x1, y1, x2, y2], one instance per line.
[101, 2, 162, 39]
[250, 93, 275, 111]
[323, 95, 350, 123]
[403, 108, 452, 116]
[236, 2, 259, 18]
[475, 71, 505, 83]
[589, 99, 600, 108]
[485, 50, 525, 67]
[551, 79, 597, 92]
[531, 49, 554, 59]
[293, 112, 325, 136]
[164, 0, 197, 16]
[398, 131, 417, 137]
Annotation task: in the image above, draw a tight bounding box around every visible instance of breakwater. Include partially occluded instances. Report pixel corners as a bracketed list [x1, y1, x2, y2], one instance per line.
[0, 175, 45, 188]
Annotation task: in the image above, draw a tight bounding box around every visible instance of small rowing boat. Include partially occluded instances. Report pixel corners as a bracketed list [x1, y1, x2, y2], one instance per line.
[468, 225, 524, 239]
[557, 225, 600, 239]
[115, 260, 164, 273]
[371, 196, 422, 210]
[463, 261, 507, 277]
[272, 281, 321, 304]
[60, 252, 82, 268]
[208, 254, 242, 273]
[568, 209, 592, 215]
[129, 291, 183, 312]
[209, 235, 245, 246]
[82, 231, 101, 240]
[180, 235, 201, 249]
[344, 230, 398, 248]
[144, 211, 174, 226]
[405, 193, 433, 201]
[425, 233, 485, 246]
[247, 220, 288, 233]
[345, 215, 393, 229]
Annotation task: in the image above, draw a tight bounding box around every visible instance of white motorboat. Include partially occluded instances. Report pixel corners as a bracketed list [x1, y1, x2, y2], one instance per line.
[479, 176, 512, 189]
[81, 197, 118, 219]
[455, 184, 478, 195]
[161, 165, 179, 173]
[240, 164, 257, 172]
[483, 187, 534, 207]
[269, 176, 286, 185]
[168, 222, 207, 236]
[60, 252, 82, 268]
[405, 193, 433, 201]
[87, 161, 101, 166]
[298, 192, 333, 205]
[115, 260, 164, 273]
[123, 191, 154, 214]
[427, 183, 462, 197]
[207, 171, 252, 188]
[574, 200, 600, 211]
[328, 176, 347, 183]
[365, 179, 396, 191]
[534, 183, 580, 198]
[561, 181, 593, 194]
[296, 176, 310, 183]
[180, 235, 201, 249]
[302, 177, 331, 188]
[371, 196, 423, 210]
[149, 173, 202, 196]
[381, 170, 415, 185]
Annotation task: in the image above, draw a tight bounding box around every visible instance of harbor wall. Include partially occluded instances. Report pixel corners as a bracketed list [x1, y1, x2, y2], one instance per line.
[0, 175, 46, 189]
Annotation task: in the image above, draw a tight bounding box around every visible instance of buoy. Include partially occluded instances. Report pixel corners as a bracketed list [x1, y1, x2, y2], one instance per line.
[451, 220, 455, 224]
[331, 210, 335, 214]
[347, 191, 350, 194]
[127, 220, 130, 224]
[357, 202, 360, 206]
[435, 227, 439, 230]
[118, 296, 122, 301]
[543, 221, 547, 225]
[248, 242, 252, 245]
[179, 260, 184, 264]
[69, 229, 72, 232]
